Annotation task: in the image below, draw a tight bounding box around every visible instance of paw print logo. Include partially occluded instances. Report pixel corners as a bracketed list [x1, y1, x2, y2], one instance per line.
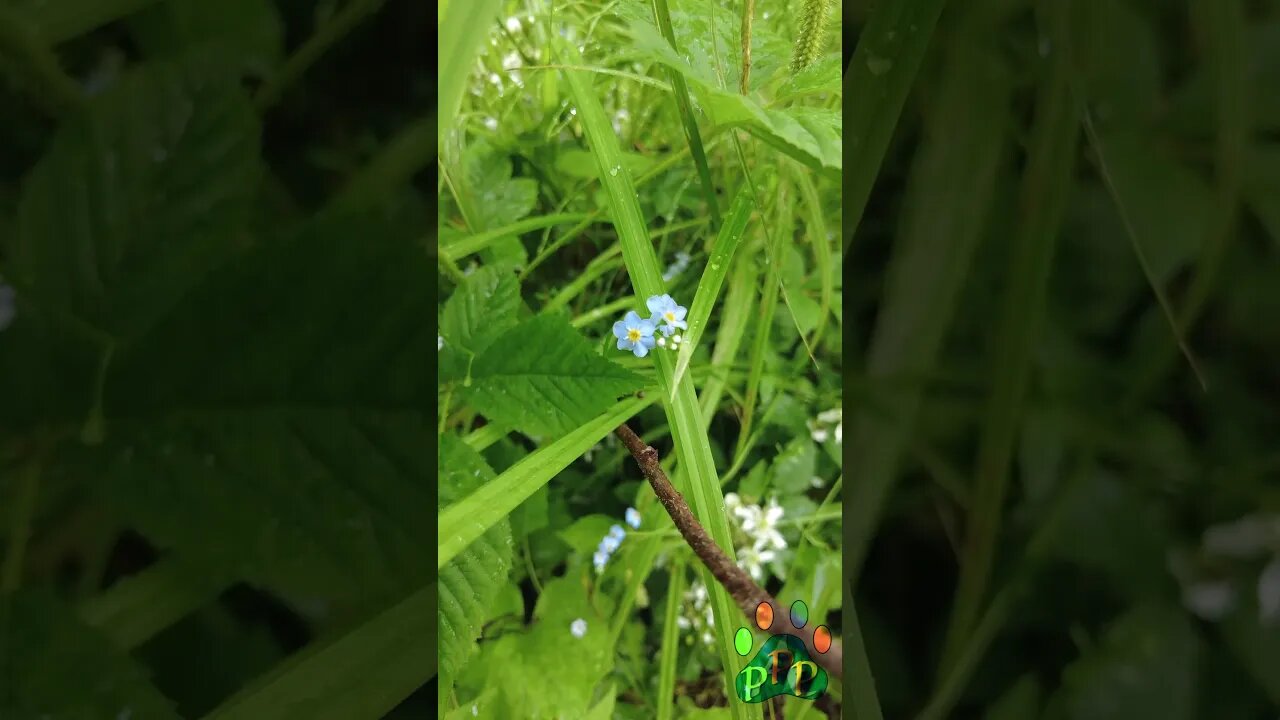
[733, 600, 831, 703]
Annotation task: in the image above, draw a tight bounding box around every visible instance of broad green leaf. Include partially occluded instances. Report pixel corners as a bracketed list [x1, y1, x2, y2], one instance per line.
[439, 434, 513, 686]
[473, 577, 614, 718]
[128, 0, 284, 77]
[79, 409, 435, 605]
[1045, 605, 1199, 720]
[557, 514, 617, 555]
[439, 264, 521, 383]
[771, 437, 817, 495]
[671, 185, 754, 388]
[11, 0, 163, 43]
[8, 53, 261, 339]
[0, 590, 180, 719]
[464, 313, 644, 438]
[108, 205, 433, 414]
[204, 584, 436, 720]
[438, 394, 655, 569]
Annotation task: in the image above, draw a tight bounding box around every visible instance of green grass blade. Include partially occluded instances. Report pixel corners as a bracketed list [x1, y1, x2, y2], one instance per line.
[1125, 0, 1247, 402]
[438, 213, 593, 262]
[202, 584, 436, 720]
[656, 556, 686, 720]
[736, 190, 785, 457]
[938, 0, 1079, 674]
[438, 0, 504, 143]
[847, 599, 886, 720]
[793, 167, 835, 351]
[699, 250, 760, 427]
[560, 43, 757, 720]
[844, 33, 1012, 587]
[652, 0, 721, 226]
[79, 560, 226, 650]
[438, 395, 654, 570]
[843, 0, 948, 253]
[671, 185, 754, 390]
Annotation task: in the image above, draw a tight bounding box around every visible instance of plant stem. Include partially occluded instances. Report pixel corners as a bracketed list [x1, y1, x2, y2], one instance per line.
[615, 423, 843, 681]
[740, 0, 754, 94]
[2, 450, 44, 592]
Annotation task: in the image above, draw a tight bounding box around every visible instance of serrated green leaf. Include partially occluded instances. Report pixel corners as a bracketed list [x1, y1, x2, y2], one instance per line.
[439, 264, 522, 383]
[465, 313, 645, 438]
[0, 590, 180, 719]
[79, 409, 435, 605]
[8, 53, 261, 339]
[439, 434, 513, 686]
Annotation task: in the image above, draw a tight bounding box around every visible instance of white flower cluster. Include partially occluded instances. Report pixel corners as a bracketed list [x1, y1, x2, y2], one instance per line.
[725, 493, 787, 581]
[1172, 513, 1280, 624]
[807, 407, 842, 445]
[676, 580, 717, 646]
[675, 493, 792, 645]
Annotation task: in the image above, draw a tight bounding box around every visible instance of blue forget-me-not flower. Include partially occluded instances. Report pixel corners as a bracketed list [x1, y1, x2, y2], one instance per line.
[647, 294, 687, 336]
[594, 524, 628, 573]
[625, 507, 642, 529]
[613, 310, 657, 357]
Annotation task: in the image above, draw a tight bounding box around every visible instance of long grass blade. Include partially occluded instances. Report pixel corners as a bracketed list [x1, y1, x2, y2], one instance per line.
[844, 32, 1012, 587]
[438, 213, 593, 262]
[438, 0, 504, 143]
[699, 251, 760, 427]
[671, 186, 754, 390]
[560, 43, 757, 720]
[203, 584, 436, 720]
[655, 556, 685, 720]
[438, 395, 654, 570]
[843, 0, 948, 254]
[652, 0, 721, 226]
[938, 0, 1079, 674]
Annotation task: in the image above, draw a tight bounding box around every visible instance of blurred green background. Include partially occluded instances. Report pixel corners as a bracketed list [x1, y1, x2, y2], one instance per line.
[847, 0, 1280, 718]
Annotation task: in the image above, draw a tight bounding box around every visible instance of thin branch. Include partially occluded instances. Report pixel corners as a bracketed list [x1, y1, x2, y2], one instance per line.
[614, 424, 843, 681]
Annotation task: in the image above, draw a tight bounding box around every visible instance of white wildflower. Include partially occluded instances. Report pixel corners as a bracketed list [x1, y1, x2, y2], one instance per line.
[505, 16, 522, 33]
[570, 618, 588, 637]
[1183, 581, 1236, 621]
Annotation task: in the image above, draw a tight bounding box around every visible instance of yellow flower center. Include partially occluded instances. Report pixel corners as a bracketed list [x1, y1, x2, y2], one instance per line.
[627, 328, 641, 342]
[664, 311, 676, 321]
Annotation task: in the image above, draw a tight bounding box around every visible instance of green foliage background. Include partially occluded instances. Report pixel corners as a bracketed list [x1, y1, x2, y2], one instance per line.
[847, 0, 1280, 718]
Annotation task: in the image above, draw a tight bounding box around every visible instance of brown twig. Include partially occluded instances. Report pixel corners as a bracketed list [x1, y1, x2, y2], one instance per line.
[614, 424, 843, 682]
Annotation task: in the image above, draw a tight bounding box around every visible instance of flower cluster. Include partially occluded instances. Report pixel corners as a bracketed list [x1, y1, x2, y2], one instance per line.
[612, 294, 688, 358]
[1171, 513, 1280, 625]
[807, 407, 842, 445]
[725, 493, 787, 582]
[676, 580, 718, 646]
[592, 507, 643, 573]
[0, 281, 14, 332]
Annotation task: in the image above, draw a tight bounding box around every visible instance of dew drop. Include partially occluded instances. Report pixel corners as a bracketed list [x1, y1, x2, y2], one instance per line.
[866, 54, 893, 76]
[609, 166, 620, 177]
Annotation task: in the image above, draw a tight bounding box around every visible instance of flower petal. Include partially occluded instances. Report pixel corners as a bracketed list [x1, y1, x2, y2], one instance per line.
[646, 296, 664, 314]
[617, 338, 632, 351]
[613, 320, 629, 339]
[632, 342, 649, 358]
